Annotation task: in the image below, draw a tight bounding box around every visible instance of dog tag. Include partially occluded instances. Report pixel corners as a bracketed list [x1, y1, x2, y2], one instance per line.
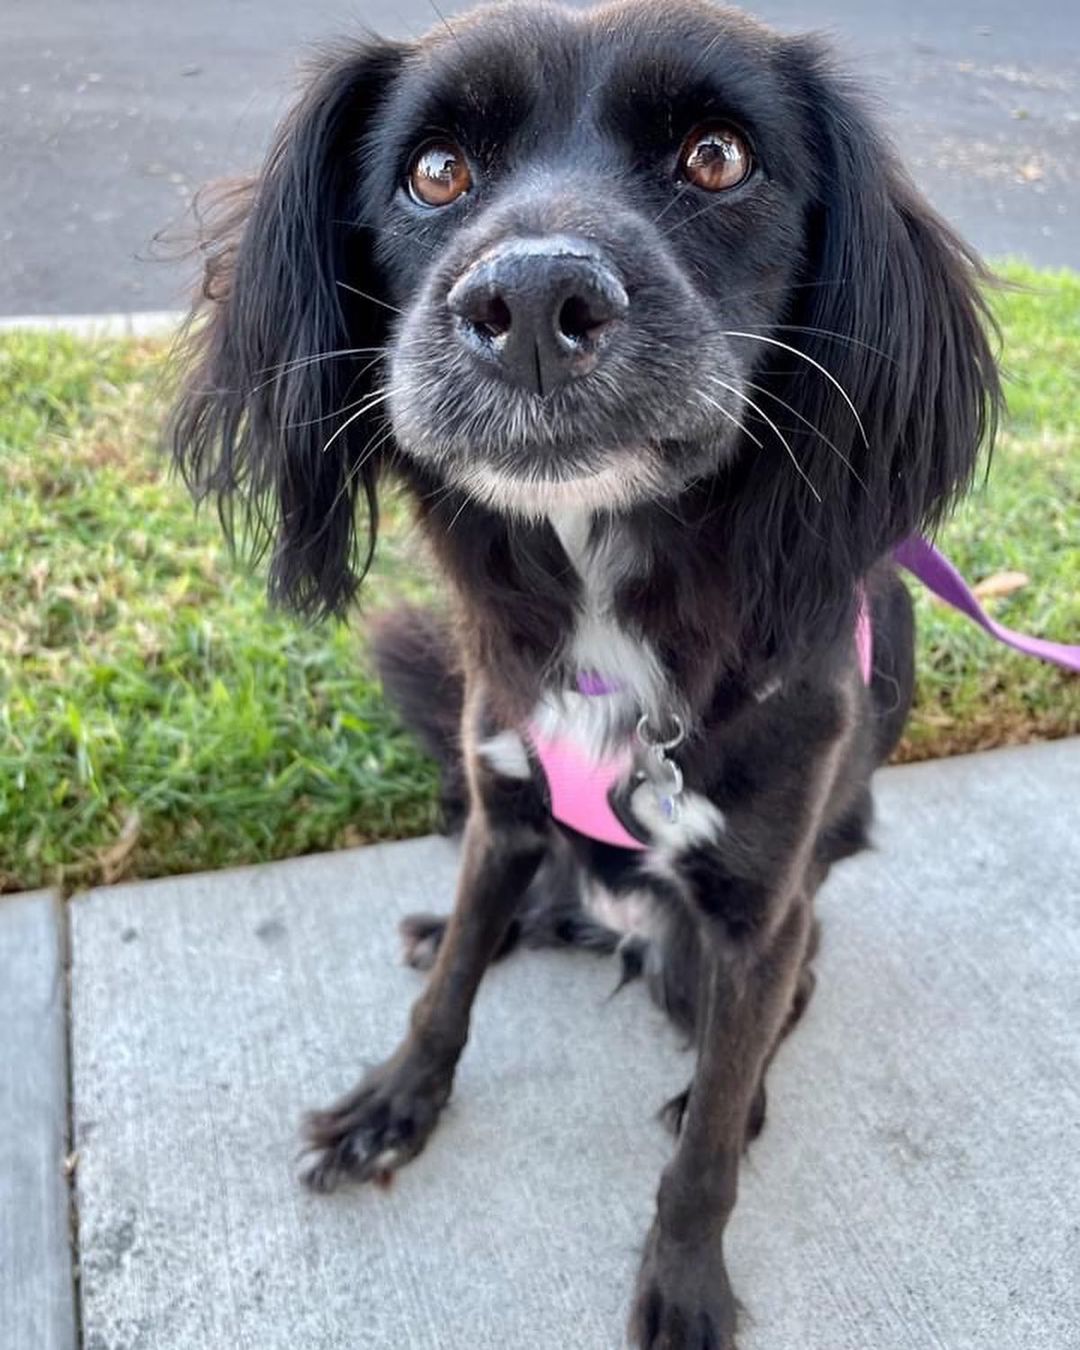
[636, 715, 686, 826]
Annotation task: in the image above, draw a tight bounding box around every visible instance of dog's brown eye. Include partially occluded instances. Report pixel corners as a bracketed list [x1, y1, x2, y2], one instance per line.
[408, 139, 472, 207]
[679, 124, 752, 192]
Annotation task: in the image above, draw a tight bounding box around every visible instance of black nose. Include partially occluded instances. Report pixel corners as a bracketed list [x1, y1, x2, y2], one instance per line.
[447, 237, 629, 398]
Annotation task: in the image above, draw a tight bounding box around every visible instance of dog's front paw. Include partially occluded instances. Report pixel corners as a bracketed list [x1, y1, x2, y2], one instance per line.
[629, 1224, 738, 1349]
[300, 1052, 452, 1193]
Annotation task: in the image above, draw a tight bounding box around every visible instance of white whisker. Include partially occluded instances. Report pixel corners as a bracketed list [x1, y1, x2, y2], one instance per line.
[302, 418, 396, 549]
[709, 377, 822, 502]
[335, 281, 404, 315]
[696, 389, 764, 449]
[650, 182, 690, 230]
[320, 389, 393, 453]
[742, 379, 869, 494]
[445, 490, 472, 535]
[282, 359, 387, 428]
[722, 331, 870, 448]
[657, 194, 725, 240]
[740, 323, 895, 364]
[249, 347, 388, 394]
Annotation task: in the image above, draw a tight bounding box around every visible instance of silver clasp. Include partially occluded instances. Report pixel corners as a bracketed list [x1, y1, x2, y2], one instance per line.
[636, 714, 686, 824]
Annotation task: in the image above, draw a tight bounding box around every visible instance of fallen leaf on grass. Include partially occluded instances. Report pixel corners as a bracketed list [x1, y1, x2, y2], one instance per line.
[29, 559, 50, 599]
[915, 712, 957, 728]
[973, 570, 1029, 600]
[96, 810, 141, 884]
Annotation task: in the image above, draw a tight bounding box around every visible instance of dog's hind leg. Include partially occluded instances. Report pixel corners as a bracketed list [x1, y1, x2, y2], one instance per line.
[398, 837, 623, 971]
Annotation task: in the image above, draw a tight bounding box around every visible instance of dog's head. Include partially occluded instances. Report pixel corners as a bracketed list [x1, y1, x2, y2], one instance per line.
[172, 0, 1000, 645]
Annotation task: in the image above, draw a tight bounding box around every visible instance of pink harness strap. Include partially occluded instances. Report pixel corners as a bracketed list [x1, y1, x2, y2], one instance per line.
[855, 591, 873, 684]
[529, 733, 645, 850]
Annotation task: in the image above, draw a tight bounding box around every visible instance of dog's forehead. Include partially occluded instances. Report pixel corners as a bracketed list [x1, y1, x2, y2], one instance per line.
[408, 0, 785, 120]
[432, 0, 775, 50]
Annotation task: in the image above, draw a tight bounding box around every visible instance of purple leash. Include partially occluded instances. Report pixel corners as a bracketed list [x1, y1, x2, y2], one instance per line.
[575, 534, 1078, 704]
[896, 535, 1080, 673]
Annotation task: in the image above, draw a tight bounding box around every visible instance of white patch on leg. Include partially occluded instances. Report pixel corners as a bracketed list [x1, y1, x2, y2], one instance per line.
[633, 780, 725, 886]
[582, 880, 665, 942]
[631, 781, 725, 849]
[478, 729, 532, 780]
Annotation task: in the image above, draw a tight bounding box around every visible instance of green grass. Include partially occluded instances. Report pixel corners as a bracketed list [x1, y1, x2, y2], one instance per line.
[1, 262, 1078, 893]
[899, 263, 1080, 760]
[0, 336, 439, 892]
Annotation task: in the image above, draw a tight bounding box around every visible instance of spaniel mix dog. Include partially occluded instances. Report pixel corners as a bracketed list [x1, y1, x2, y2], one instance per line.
[170, 1, 1000, 1344]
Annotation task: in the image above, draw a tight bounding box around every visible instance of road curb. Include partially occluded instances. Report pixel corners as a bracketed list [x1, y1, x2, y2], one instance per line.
[0, 311, 186, 338]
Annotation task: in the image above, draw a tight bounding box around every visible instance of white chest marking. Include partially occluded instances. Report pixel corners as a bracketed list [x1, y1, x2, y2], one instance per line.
[546, 509, 666, 732]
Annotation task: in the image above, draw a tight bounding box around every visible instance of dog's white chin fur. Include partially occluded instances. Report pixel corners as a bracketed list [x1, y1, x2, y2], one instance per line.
[459, 453, 662, 519]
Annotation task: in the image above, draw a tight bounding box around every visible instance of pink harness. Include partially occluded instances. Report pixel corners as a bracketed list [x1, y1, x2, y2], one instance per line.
[528, 726, 644, 850]
[529, 596, 874, 852]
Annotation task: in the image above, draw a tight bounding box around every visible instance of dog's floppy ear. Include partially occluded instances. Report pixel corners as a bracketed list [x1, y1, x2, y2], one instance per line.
[169, 40, 406, 618]
[727, 39, 1002, 655]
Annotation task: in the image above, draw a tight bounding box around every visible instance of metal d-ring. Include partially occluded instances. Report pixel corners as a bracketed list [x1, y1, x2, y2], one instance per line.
[636, 712, 686, 753]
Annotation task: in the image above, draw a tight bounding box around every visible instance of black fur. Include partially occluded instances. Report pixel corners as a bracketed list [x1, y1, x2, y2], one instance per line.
[171, 4, 998, 681]
[170, 40, 407, 618]
[169, 5, 1002, 1347]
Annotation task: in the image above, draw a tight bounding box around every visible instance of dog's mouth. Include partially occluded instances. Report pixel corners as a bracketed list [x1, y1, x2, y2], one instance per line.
[387, 357, 738, 518]
[448, 449, 666, 518]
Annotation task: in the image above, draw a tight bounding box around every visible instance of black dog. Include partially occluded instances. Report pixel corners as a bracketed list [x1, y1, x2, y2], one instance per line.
[170, 2, 1001, 1344]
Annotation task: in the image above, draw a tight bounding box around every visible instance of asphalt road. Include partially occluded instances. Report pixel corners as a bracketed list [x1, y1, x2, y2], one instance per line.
[1, 0, 1077, 315]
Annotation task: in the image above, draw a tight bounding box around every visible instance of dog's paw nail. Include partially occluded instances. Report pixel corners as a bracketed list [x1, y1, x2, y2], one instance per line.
[300, 1157, 337, 1193]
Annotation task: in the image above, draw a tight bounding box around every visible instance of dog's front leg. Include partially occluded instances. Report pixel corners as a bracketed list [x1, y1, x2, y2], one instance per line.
[630, 894, 812, 1349]
[630, 699, 849, 1348]
[302, 697, 547, 1192]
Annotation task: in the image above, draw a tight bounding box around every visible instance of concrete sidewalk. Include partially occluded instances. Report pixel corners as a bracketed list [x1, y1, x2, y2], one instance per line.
[3, 740, 1079, 1349]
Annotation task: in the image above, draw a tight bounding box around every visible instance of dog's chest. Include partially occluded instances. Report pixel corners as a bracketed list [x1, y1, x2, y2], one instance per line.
[485, 511, 725, 859]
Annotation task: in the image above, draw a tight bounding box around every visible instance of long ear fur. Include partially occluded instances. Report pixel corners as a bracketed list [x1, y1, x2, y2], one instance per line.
[723, 39, 1003, 659]
[169, 40, 405, 618]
